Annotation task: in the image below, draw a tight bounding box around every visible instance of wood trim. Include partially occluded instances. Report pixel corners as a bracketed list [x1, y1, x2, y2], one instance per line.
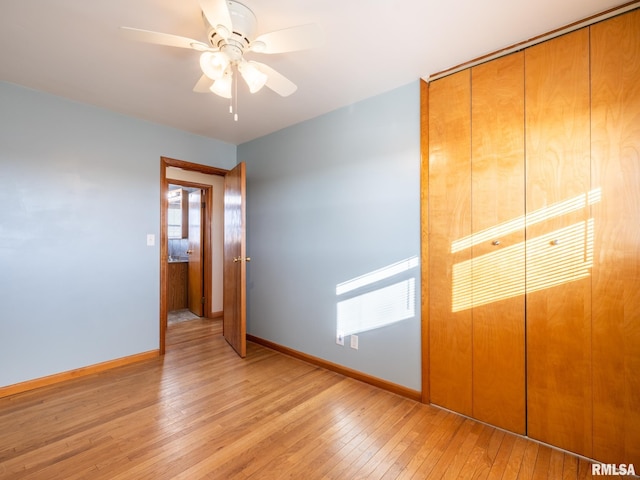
[160, 161, 168, 355]
[427, 0, 640, 82]
[160, 156, 229, 355]
[420, 79, 430, 404]
[209, 310, 223, 319]
[161, 156, 229, 176]
[204, 184, 213, 319]
[247, 335, 422, 402]
[0, 350, 159, 399]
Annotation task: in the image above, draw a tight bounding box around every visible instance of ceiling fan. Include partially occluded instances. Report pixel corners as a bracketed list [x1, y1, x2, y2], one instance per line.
[121, 0, 322, 110]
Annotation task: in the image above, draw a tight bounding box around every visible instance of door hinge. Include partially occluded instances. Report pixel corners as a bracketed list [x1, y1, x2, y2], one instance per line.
[201, 297, 205, 305]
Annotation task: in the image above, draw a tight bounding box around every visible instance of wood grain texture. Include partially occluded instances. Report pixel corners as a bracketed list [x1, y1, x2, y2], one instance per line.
[470, 52, 526, 435]
[590, 8, 640, 465]
[167, 262, 188, 311]
[524, 29, 593, 458]
[0, 319, 596, 479]
[428, 70, 473, 416]
[223, 162, 247, 357]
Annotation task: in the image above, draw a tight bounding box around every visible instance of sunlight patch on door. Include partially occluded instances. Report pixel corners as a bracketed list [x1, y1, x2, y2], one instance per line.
[451, 188, 601, 253]
[452, 220, 594, 312]
[451, 188, 600, 312]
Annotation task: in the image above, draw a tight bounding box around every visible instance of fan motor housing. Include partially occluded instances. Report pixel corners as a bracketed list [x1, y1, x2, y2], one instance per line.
[204, 0, 257, 59]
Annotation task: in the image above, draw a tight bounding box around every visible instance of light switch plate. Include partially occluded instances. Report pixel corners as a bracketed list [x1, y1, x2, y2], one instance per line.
[147, 234, 155, 246]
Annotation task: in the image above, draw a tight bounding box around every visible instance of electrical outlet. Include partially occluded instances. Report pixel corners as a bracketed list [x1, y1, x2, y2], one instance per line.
[350, 334, 359, 350]
[336, 331, 344, 346]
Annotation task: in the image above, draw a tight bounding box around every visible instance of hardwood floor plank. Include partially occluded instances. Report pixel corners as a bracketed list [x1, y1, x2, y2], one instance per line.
[503, 436, 530, 480]
[562, 453, 578, 479]
[348, 405, 430, 479]
[487, 433, 517, 480]
[457, 424, 503, 479]
[548, 448, 565, 479]
[425, 419, 484, 479]
[517, 441, 540, 479]
[378, 407, 444, 479]
[531, 445, 552, 479]
[244, 387, 391, 479]
[0, 319, 595, 480]
[315, 396, 415, 479]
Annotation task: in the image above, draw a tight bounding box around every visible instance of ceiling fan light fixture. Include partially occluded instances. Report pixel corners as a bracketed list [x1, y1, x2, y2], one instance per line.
[210, 72, 233, 98]
[238, 61, 268, 93]
[200, 51, 230, 80]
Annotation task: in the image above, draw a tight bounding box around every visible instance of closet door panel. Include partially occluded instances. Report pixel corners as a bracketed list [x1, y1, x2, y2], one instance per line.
[525, 29, 592, 458]
[470, 52, 526, 434]
[428, 70, 473, 416]
[590, 9, 640, 465]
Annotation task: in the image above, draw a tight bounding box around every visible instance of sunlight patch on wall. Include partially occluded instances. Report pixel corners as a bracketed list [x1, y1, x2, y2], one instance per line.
[336, 256, 418, 336]
[336, 256, 419, 295]
[337, 278, 416, 335]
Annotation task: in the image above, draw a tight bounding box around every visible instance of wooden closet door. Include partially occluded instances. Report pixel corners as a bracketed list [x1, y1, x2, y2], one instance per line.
[428, 70, 472, 416]
[525, 29, 592, 458]
[590, 9, 640, 465]
[470, 52, 526, 434]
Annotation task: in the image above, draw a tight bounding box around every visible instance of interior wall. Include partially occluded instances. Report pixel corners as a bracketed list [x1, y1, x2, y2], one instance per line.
[166, 167, 225, 314]
[0, 81, 236, 388]
[238, 82, 422, 390]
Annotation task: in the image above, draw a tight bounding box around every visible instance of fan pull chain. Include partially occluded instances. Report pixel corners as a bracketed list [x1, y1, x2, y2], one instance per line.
[233, 68, 239, 122]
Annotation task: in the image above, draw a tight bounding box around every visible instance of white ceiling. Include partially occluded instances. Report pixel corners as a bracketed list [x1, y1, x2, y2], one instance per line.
[0, 0, 629, 145]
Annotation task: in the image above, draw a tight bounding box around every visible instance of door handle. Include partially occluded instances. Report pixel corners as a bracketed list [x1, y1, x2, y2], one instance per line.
[186, 249, 193, 255]
[233, 256, 251, 263]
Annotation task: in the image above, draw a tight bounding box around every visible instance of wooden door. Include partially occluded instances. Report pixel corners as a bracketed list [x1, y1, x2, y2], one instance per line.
[525, 29, 592, 458]
[590, 9, 640, 465]
[428, 70, 473, 416]
[470, 52, 526, 434]
[188, 190, 204, 317]
[223, 162, 247, 357]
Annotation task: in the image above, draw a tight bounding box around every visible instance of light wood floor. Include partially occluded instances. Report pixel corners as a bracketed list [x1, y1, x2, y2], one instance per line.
[0, 319, 597, 479]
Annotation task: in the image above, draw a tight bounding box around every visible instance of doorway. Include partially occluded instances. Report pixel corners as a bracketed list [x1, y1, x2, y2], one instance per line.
[160, 157, 229, 354]
[167, 183, 206, 323]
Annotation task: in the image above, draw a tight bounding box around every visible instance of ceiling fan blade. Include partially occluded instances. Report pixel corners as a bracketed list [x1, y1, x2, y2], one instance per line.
[120, 26, 209, 50]
[193, 74, 214, 93]
[199, 0, 233, 38]
[252, 62, 297, 97]
[251, 24, 323, 54]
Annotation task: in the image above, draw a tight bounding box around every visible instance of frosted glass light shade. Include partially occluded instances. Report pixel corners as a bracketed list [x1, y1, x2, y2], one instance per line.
[238, 61, 267, 93]
[210, 74, 232, 98]
[200, 52, 230, 80]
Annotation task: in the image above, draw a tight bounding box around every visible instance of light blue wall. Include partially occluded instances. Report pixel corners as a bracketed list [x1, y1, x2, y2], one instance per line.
[238, 82, 421, 390]
[0, 81, 236, 387]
